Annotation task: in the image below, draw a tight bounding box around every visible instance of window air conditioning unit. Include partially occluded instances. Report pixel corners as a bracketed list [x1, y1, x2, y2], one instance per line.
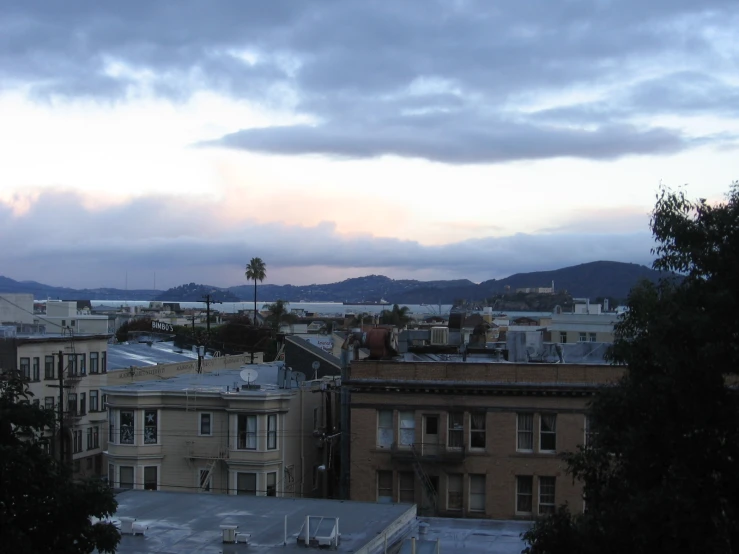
[430, 327, 449, 346]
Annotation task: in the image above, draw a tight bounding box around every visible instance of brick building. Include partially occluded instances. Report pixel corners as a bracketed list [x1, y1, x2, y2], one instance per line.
[345, 360, 623, 520]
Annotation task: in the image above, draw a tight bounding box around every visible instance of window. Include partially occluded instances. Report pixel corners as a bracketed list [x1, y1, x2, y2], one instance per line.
[425, 415, 438, 435]
[79, 393, 86, 415]
[236, 472, 257, 495]
[78, 353, 86, 375]
[470, 412, 486, 449]
[92, 425, 99, 449]
[68, 354, 77, 376]
[589, 332, 597, 342]
[399, 472, 415, 503]
[20, 357, 30, 379]
[90, 352, 99, 373]
[267, 414, 277, 450]
[267, 472, 277, 496]
[517, 413, 534, 451]
[448, 412, 463, 448]
[71, 320, 76, 327]
[199, 469, 212, 492]
[399, 411, 415, 446]
[120, 410, 134, 444]
[87, 427, 93, 450]
[144, 410, 158, 444]
[447, 474, 462, 510]
[108, 463, 115, 486]
[516, 476, 533, 513]
[32, 357, 40, 381]
[199, 413, 212, 436]
[539, 477, 556, 514]
[120, 466, 134, 489]
[559, 332, 567, 344]
[68, 393, 77, 416]
[540, 414, 557, 452]
[45, 397, 54, 410]
[584, 415, 594, 446]
[61, 320, 66, 327]
[45, 355, 55, 379]
[237, 414, 257, 450]
[89, 390, 99, 412]
[102, 394, 108, 409]
[469, 474, 486, 512]
[144, 466, 158, 490]
[578, 332, 587, 342]
[102, 352, 107, 373]
[109, 409, 115, 444]
[86, 457, 93, 470]
[377, 471, 392, 502]
[73, 430, 83, 453]
[377, 410, 393, 448]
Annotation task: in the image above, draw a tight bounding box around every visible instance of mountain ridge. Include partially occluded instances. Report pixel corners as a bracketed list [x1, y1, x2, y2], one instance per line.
[0, 261, 669, 303]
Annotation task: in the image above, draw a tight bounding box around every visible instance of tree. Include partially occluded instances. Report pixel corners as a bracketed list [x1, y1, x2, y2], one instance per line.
[264, 300, 298, 333]
[379, 304, 412, 327]
[245, 257, 267, 363]
[523, 184, 739, 554]
[0, 371, 120, 553]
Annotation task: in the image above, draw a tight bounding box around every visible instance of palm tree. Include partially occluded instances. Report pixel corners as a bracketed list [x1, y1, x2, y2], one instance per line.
[265, 300, 298, 333]
[380, 304, 412, 328]
[245, 257, 266, 362]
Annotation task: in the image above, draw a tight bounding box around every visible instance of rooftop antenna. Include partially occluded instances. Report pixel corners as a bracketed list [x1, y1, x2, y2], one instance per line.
[240, 367, 259, 387]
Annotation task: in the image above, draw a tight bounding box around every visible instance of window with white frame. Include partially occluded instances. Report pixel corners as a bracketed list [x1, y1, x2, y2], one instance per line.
[578, 332, 587, 342]
[267, 414, 277, 450]
[32, 357, 40, 381]
[448, 412, 463, 448]
[517, 413, 534, 451]
[377, 471, 392, 502]
[516, 476, 533, 513]
[469, 474, 486, 512]
[68, 393, 77, 416]
[102, 352, 107, 373]
[78, 353, 86, 375]
[79, 393, 86, 415]
[92, 425, 99, 449]
[237, 414, 257, 450]
[90, 352, 99, 373]
[87, 427, 93, 450]
[236, 472, 257, 495]
[120, 466, 134, 489]
[120, 410, 135, 444]
[67, 354, 77, 375]
[559, 332, 567, 343]
[589, 332, 597, 342]
[45, 397, 54, 410]
[539, 477, 556, 514]
[144, 410, 158, 444]
[470, 412, 486, 449]
[20, 357, 30, 379]
[540, 414, 557, 452]
[399, 411, 415, 446]
[45, 355, 54, 379]
[447, 474, 462, 510]
[89, 390, 99, 412]
[377, 410, 393, 448]
[399, 472, 414, 503]
[199, 412, 212, 436]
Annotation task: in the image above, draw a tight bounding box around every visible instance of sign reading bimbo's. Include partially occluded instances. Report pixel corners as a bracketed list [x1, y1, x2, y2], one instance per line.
[152, 320, 174, 333]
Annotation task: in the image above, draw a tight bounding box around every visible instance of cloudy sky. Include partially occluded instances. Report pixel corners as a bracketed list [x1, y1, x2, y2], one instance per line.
[1, 1, 737, 290]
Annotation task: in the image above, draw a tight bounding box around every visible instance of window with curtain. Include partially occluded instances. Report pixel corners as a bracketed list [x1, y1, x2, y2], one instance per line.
[399, 411, 415, 446]
[90, 352, 99, 373]
[447, 412, 463, 448]
[90, 390, 99, 412]
[517, 476, 533, 513]
[267, 414, 277, 449]
[470, 412, 486, 449]
[238, 414, 257, 449]
[120, 410, 134, 444]
[377, 410, 394, 447]
[517, 413, 533, 451]
[144, 410, 158, 444]
[539, 477, 556, 514]
[540, 414, 557, 452]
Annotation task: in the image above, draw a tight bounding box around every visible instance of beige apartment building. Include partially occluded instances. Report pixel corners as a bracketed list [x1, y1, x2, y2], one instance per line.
[102, 365, 331, 499]
[346, 360, 623, 520]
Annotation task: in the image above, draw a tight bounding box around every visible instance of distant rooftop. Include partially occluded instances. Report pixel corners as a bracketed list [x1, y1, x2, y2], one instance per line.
[401, 518, 529, 554]
[104, 490, 416, 554]
[107, 341, 202, 371]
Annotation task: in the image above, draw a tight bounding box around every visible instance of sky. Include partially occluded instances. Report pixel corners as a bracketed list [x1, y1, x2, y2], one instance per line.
[1, 1, 737, 290]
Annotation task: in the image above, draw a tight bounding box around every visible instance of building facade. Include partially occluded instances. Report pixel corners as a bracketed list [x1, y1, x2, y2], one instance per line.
[346, 360, 623, 520]
[103, 365, 334, 499]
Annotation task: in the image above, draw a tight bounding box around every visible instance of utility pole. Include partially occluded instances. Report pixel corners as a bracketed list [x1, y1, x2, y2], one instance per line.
[188, 315, 203, 374]
[201, 294, 222, 340]
[47, 350, 71, 464]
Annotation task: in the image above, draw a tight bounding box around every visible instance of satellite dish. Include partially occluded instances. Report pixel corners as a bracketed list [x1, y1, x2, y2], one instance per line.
[311, 361, 320, 370]
[240, 368, 259, 384]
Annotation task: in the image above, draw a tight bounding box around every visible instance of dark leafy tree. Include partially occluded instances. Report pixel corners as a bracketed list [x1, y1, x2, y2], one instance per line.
[264, 300, 298, 332]
[115, 317, 154, 342]
[0, 371, 120, 553]
[379, 304, 412, 327]
[523, 183, 739, 554]
[212, 316, 271, 356]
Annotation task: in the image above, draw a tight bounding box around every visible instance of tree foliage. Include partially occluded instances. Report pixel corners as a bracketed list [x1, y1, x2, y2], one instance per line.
[379, 304, 412, 327]
[523, 184, 739, 554]
[115, 317, 155, 342]
[264, 300, 297, 332]
[0, 372, 120, 553]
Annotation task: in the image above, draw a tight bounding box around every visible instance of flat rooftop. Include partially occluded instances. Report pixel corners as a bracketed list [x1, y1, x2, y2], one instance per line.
[404, 518, 530, 554]
[105, 490, 416, 554]
[107, 341, 202, 371]
[103, 365, 290, 395]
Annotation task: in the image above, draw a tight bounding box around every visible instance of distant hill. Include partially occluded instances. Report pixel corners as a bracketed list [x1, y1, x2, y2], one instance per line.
[0, 261, 671, 304]
[152, 283, 240, 302]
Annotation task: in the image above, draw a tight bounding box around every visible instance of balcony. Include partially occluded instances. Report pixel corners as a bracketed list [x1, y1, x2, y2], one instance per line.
[389, 442, 466, 463]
